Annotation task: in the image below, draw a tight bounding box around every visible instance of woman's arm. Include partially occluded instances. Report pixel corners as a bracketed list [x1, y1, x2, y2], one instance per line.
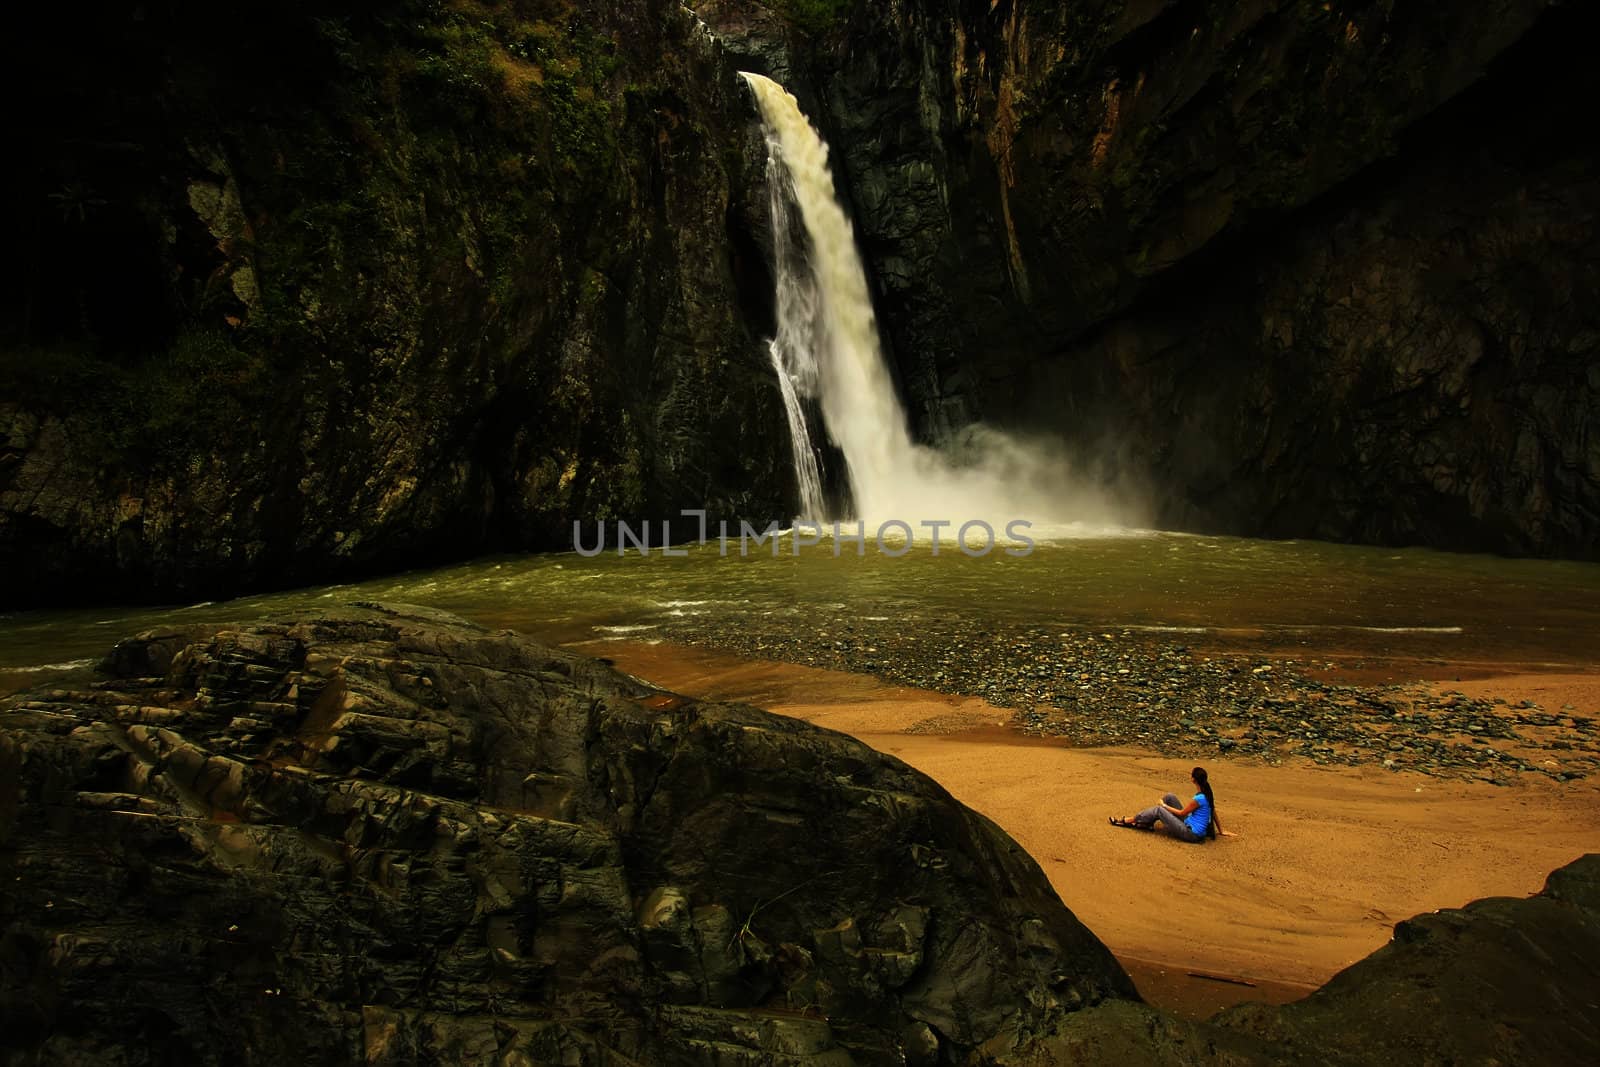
[1164, 797, 1199, 816]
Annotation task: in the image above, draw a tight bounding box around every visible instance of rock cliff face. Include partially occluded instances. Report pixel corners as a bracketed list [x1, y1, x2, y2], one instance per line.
[739, 0, 1597, 556]
[5, 1, 1597, 606]
[1, 0, 788, 606]
[4, 609, 1599, 1065]
[0, 605, 1132, 1064]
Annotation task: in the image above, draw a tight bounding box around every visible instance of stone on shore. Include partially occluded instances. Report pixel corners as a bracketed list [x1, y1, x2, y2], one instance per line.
[0, 604, 1131, 1064]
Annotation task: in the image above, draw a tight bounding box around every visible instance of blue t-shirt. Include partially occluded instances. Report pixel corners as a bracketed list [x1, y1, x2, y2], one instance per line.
[1184, 792, 1211, 838]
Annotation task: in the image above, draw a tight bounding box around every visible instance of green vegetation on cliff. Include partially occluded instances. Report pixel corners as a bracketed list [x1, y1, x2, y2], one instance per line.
[0, 0, 785, 605]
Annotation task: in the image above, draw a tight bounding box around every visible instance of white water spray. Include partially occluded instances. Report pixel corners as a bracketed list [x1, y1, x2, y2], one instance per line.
[741, 72, 1128, 533]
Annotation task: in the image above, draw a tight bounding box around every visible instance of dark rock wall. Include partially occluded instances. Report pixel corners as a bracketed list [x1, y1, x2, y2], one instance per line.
[1, 0, 788, 606]
[772, 0, 1597, 555]
[1018, 51, 1600, 554]
[5, 0, 1597, 608]
[0, 606, 1134, 1063]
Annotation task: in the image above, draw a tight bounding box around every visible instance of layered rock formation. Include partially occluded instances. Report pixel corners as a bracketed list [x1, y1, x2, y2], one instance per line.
[0, 605, 1132, 1063]
[1, 0, 788, 605]
[4, 608, 1599, 1065]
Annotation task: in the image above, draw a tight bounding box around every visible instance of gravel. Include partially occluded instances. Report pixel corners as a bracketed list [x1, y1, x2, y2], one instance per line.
[655, 614, 1599, 783]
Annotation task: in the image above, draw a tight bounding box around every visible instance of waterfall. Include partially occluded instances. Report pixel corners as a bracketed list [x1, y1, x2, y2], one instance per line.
[768, 343, 827, 518]
[741, 72, 1128, 533]
[759, 109, 829, 519]
[743, 72, 910, 521]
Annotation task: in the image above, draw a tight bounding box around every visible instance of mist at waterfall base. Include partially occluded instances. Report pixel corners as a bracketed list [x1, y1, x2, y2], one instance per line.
[742, 72, 1140, 539]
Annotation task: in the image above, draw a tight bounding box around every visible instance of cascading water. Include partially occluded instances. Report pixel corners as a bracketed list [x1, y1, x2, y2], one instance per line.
[742, 72, 1128, 533]
[743, 72, 909, 522]
[759, 112, 829, 519]
[768, 345, 828, 519]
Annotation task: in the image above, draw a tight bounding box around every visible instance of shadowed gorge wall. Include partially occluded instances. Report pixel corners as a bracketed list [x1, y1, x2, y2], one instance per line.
[4, 0, 1597, 607]
[1, 0, 787, 606]
[742, 0, 1596, 556]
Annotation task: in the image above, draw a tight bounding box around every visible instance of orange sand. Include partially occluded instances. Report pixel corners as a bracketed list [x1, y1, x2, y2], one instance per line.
[585, 640, 1600, 1014]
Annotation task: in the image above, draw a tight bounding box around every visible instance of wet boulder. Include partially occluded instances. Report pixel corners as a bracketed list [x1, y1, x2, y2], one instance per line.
[0, 603, 1133, 1064]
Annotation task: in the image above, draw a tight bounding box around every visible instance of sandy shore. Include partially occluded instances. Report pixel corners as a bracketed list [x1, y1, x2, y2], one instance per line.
[583, 639, 1600, 1016]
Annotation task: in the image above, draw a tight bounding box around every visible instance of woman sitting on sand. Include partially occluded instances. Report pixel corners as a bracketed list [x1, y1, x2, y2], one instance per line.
[1110, 766, 1221, 843]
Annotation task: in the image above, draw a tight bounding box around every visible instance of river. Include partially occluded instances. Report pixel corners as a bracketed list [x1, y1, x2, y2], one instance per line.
[4, 531, 1598, 694]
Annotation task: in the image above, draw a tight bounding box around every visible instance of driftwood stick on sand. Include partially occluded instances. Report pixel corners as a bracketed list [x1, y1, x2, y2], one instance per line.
[1186, 971, 1258, 988]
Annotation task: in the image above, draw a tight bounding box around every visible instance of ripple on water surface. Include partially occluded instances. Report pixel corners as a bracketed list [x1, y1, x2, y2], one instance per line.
[2, 534, 1598, 677]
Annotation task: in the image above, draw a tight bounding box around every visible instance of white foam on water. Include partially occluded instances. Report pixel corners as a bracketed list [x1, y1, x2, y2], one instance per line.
[8, 659, 95, 672]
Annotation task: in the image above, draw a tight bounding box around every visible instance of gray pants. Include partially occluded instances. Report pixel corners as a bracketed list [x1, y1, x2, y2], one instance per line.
[1132, 793, 1205, 843]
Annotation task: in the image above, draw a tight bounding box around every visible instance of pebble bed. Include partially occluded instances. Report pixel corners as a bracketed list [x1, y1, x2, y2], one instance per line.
[655, 615, 1599, 784]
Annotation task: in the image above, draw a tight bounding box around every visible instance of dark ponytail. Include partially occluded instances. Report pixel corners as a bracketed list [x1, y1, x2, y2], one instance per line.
[1192, 766, 1219, 839]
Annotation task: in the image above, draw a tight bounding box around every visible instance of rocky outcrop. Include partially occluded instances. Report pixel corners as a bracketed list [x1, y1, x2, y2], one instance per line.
[4, 608, 1599, 1064]
[0, 605, 1132, 1064]
[760, 0, 1598, 556]
[1, 0, 788, 606]
[998, 853, 1600, 1064]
